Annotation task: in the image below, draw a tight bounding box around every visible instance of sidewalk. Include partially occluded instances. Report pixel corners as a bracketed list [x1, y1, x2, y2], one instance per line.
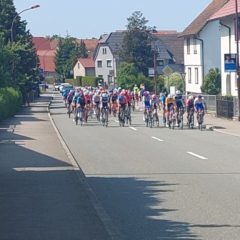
[0, 94, 112, 240]
[135, 102, 240, 137]
[204, 113, 240, 137]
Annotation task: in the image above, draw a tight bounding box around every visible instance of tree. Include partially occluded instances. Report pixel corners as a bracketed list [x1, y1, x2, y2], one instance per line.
[117, 62, 138, 89]
[0, 0, 38, 91]
[120, 11, 154, 77]
[77, 40, 88, 58]
[55, 35, 77, 80]
[201, 68, 221, 95]
[167, 72, 184, 93]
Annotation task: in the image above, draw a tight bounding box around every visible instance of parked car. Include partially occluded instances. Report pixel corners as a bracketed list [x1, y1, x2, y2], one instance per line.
[54, 80, 62, 91]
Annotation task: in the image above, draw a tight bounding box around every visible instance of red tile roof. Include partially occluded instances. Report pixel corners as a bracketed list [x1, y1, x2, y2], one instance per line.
[180, 0, 230, 37]
[78, 58, 95, 68]
[210, 0, 240, 20]
[37, 50, 56, 72]
[76, 39, 98, 56]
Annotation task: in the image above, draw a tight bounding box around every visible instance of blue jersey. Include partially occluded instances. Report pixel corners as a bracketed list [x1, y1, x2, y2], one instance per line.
[175, 95, 184, 108]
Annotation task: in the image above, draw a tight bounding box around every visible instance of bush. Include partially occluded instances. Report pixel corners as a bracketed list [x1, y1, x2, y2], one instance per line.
[0, 87, 22, 121]
[81, 76, 98, 87]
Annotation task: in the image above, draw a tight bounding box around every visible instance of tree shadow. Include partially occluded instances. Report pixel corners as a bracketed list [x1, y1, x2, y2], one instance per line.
[87, 176, 201, 240]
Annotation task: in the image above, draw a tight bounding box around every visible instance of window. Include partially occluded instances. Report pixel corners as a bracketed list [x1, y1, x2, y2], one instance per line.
[157, 59, 164, 66]
[107, 60, 112, 67]
[78, 63, 80, 69]
[195, 68, 199, 84]
[193, 39, 197, 54]
[102, 48, 107, 54]
[108, 75, 113, 84]
[188, 68, 192, 83]
[97, 60, 102, 68]
[187, 38, 190, 54]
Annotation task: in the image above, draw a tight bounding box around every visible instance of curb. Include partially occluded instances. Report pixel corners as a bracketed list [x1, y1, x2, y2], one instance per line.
[47, 97, 124, 240]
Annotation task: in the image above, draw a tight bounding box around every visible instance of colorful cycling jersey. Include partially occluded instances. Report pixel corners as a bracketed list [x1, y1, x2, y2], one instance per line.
[143, 95, 151, 108]
[166, 97, 175, 107]
[194, 98, 205, 110]
[175, 95, 184, 108]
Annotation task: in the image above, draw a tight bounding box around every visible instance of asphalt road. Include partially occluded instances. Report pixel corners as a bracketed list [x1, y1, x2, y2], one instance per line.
[50, 92, 240, 240]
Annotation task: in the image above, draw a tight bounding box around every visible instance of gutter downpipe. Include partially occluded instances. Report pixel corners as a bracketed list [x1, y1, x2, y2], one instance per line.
[195, 37, 204, 86]
[220, 21, 231, 53]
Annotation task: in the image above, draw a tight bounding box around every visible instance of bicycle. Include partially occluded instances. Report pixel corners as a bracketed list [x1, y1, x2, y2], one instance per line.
[75, 106, 85, 126]
[118, 106, 125, 127]
[177, 107, 184, 129]
[145, 107, 153, 128]
[196, 109, 204, 130]
[152, 108, 159, 127]
[125, 105, 132, 125]
[168, 106, 176, 130]
[101, 106, 109, 127]
[187, 107, 194, 129]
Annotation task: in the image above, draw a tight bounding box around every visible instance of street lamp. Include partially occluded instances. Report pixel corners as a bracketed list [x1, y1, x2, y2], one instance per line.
[10, 4, 40, 43]
[235, 0, 240, 120]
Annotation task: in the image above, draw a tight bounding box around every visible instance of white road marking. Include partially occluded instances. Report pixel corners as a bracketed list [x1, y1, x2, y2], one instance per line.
[151, 136, 164, 142]
[187, 152, 207, 160]
[13, 166, 78, 172]
[115, 120, 119, 123]
[129, 127, 137, 131]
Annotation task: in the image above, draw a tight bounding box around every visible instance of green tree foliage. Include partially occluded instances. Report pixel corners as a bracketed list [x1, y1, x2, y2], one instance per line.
[201, 68, 221, 95]
[77, 40, 88, 58]
[167, 72, 184, 93]
[120, 11, 154, 77]
[55, 35, 79, 80]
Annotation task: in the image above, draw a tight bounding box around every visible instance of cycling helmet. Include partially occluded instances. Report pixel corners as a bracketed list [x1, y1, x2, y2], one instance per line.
[198, 94, 202, 99]
[176, 90, 181, 95]
[152, 94, 156, 99]
[168, 94, 173, 99]
[144, 91, 150, 97]
[188, 95, 193, 100]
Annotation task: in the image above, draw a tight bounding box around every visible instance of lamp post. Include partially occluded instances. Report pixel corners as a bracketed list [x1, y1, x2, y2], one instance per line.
[10, 4, 40, 43]
[235, 0, 240, 120]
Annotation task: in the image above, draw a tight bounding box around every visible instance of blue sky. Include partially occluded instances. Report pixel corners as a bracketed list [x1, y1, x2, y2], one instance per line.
[13, 0, 212, 39]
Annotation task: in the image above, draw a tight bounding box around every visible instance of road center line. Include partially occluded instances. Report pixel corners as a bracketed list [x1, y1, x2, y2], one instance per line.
[151, 136, 164, 142]
[187, 152, 207, 160]
[129, 127, 137, 131]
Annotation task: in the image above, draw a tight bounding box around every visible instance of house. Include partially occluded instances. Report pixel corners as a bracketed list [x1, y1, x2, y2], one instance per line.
[180, 0, 229, 94]
[33, 37, 98, 79]
[73, 58, 95, 79]
[32, 37, 58, 78]
[94, 30, 184, 88]
[209, 0, 240, 96]
[153, 31, 184, 75]
[93, 31, 125, 87]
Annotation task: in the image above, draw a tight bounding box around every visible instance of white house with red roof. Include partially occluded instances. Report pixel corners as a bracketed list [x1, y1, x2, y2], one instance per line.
[73, 58, 95, 79]
[209, 0, 240, 96]
[180, 0, 229, 94]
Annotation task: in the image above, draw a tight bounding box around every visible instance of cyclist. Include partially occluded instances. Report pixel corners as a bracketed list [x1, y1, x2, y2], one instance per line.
[174, 90, 185, 127]
[165, 94, 176, 127]
[133, 84, 140, 104]
[160, 92, 167, 126]
[110, 89, 118, 117]
[142, 91, 151, 121]
[100, 90, 109, 118]
[118, 90, 127, 121]
[194, 95, 207, 125]
[186, 95, 195, 124]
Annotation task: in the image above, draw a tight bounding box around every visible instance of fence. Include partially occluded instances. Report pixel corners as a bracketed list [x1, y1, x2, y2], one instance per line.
[216, 96, 233, 118]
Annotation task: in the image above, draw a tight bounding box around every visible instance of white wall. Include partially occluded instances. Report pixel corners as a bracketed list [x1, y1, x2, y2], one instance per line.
[73, 61, 85, 79]
[184, 20, 221, 94]
[95, 45, 116, 84]
[220, 16, 238, 96]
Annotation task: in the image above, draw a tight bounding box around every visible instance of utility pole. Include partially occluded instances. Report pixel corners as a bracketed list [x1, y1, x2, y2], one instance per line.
[235, 0, 240, 120]
[153, 49, 157, 94]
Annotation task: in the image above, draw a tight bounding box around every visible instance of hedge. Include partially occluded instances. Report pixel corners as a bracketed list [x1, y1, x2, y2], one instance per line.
[0, 87, 22, 121]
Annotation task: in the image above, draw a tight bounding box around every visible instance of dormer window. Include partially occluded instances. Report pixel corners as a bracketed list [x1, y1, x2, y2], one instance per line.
[102, 48, 107, 54]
